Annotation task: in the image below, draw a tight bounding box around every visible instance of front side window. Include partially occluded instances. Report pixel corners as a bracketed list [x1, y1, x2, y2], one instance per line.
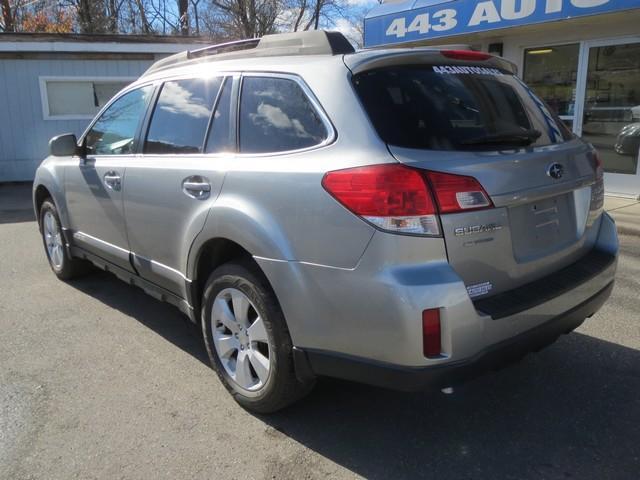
[239, 76, 328, 154]
[353, 65, 573, 151]
[85, 86, 153, 155]
[144, 77, 222, 154]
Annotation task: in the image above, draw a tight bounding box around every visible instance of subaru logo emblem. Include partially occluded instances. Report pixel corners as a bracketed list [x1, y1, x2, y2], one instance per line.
[547, 163, 564, 180]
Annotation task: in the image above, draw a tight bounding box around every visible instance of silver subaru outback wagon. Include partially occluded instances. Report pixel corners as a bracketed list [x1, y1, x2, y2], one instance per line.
[33, 30, 618, 413]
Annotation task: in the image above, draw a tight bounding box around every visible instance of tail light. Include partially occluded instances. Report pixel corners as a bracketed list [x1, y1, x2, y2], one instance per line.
[440, 50, 492, 61]
[593, 150, 604, 180]
[321, 164, 440, 235]
[426, 171, 493, 213]
[422, 309, 442, 358]
[590, 150, 605, 213]
[322, 164, 493, 236]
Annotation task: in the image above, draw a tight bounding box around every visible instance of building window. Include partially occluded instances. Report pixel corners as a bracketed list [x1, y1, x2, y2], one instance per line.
[40, 77, 134, 120]
[523, 44, 580, 130]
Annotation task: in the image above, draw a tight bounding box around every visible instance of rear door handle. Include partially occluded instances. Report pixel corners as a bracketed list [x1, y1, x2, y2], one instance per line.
[182, 176, 211, 199]
[104, 171, 122, 191]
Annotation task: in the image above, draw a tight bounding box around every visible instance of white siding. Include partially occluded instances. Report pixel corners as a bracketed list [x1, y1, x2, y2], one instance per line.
[0, 57, 154, 181]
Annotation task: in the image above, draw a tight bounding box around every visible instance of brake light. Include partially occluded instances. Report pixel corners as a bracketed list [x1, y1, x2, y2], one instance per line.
[590, 150, 605, 213]
[323, 165, 494, 233]
[321, 164, 440, 235]
[440, 50, 492, 61]
[426, 171, 493, 213]
[422, 309, 442, 358]
[593, 150, 604, 179]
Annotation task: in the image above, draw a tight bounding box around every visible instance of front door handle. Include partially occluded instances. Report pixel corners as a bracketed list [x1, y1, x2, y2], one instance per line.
[104, 171, 122, 191]
[182, 176, 211, 199]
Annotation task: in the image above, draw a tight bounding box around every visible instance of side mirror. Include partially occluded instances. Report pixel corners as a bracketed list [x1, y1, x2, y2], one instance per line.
[49, 133, 80, 157]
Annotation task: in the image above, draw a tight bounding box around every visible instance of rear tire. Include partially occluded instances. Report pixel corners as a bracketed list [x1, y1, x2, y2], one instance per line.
[39, 199, 91, 280]
[201, 261, 314, 413]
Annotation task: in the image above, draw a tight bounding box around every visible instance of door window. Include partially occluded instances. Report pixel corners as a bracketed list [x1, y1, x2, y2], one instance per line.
[205, 77, 234, 154]
[144, 77, 222, 154]
[523, 44, 579, 130]
[85, 85, 154, 155]
[239, 76, 328, 154]
[582, 42, 640, 175]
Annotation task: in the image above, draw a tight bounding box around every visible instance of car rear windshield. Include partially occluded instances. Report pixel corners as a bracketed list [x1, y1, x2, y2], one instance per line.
[352, 65, 573, 151]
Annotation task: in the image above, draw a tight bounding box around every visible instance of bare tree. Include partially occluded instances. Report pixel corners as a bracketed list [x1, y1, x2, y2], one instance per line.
[1, 0, 16, 31]
[178, 0, 188, 34]
[60, 0, 108, 33]
[132, 0, 153, 33]
[190, 0, 202, 34]
[205, 0, 280, 38]
[284, 0, 343, 33]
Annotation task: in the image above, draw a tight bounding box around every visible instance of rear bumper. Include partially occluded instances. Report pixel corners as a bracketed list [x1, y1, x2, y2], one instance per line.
[259, 212, 618, 368]
[296, 281, 614, 391]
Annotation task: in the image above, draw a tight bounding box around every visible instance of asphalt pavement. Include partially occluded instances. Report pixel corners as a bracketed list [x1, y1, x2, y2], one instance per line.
[0, 186, 639, 479]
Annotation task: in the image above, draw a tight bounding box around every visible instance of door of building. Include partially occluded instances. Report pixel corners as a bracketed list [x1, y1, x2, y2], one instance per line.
[575, 38, 640, 198]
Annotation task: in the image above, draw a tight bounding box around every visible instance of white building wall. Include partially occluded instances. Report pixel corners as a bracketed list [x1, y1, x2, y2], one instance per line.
[0, 57, 157, 181]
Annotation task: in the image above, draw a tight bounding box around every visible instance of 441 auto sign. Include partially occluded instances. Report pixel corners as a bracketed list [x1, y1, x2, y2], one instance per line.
[364, 0, 639, 47]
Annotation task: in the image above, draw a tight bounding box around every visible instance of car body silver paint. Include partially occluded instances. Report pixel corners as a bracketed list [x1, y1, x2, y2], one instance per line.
[32, 47, 618, 375]
[256, 213, 617, 366]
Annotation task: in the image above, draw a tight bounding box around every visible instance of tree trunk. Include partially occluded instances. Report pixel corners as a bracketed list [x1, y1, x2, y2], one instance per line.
[178, 0, 189, 35]
[108, 0, 118, 33]
[0, 0, 13, 32]
[135, 0, 151, 33]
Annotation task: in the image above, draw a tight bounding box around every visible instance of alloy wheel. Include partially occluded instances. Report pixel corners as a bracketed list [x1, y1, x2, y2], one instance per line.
[211, 288, 272, 391]
[43, 211, 64, 269]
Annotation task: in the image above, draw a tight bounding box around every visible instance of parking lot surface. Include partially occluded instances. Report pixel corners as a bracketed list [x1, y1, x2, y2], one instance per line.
[1, 204, 639, 479]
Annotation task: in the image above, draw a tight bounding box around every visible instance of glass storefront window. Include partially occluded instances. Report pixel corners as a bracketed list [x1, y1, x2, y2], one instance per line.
[523, 44, 580, 130]
[582, 42, 640, 175]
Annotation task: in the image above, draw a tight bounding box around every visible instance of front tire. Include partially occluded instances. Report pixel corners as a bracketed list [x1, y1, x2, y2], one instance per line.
[201, 261, 314, 413]
[39, 199, 90, 280]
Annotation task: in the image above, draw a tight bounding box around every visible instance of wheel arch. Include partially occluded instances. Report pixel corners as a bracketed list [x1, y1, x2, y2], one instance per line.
[34, 184, 53, 229]
[32, 161, 70, 231]
[188, 237, 273, 320]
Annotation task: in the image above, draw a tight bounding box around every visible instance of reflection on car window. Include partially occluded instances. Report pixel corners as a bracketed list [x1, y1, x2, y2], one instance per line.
[85, 86, 153, 155]
[205, 77, 233, 154]
[239, 77, 328, 153]
[353, 66, 573, 151]
[145, 78, 222, 154]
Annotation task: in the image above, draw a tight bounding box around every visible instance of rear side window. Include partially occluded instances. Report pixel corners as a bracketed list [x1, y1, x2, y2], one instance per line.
[239, 76, 328, 154]
[144, 77, 222, 154]
[353, 66, 573, 151]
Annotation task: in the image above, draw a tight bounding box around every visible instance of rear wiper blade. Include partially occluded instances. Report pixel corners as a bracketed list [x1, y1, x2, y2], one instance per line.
[460, 129, 542, 146]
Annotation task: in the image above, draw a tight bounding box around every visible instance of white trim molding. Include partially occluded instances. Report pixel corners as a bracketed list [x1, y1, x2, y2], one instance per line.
[39, 75, 136, 121]
[1, 41, 195, 54]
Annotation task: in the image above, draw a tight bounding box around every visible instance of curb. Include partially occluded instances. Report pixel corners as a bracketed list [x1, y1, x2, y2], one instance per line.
[616, 225, 640, 237]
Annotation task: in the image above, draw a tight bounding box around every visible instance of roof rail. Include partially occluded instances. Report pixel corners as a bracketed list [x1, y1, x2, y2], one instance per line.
[143, 30, 355, 77]
[187, 38, 260, 59]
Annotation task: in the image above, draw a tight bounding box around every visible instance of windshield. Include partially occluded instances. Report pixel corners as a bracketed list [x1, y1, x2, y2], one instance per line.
[352, 65, 573, 150]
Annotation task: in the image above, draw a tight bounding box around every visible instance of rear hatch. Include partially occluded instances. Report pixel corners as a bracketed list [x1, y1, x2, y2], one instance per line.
[350, 51, 604, 300]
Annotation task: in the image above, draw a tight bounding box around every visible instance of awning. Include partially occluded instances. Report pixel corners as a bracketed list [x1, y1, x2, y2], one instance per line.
[364, 0, 640, 48]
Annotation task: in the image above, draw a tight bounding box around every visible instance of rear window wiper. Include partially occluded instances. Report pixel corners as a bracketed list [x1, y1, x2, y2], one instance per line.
[460, 129, 542, 146]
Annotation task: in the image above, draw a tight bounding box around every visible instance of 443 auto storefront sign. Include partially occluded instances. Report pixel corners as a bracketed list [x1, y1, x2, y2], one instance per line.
[364, 0, 639, 47]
